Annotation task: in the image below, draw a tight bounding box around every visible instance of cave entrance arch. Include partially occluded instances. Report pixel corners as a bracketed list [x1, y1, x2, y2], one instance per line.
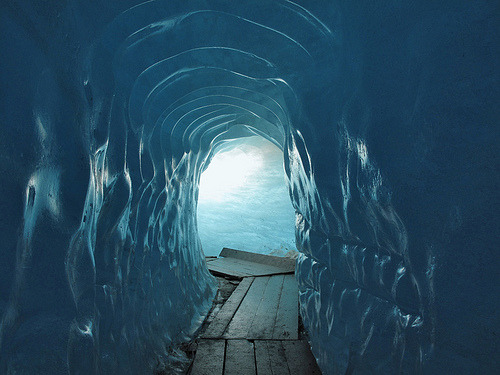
[196, 135, 296, 257]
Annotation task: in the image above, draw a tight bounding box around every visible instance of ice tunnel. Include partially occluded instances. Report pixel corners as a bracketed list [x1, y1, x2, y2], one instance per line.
[0, 1, 498, 374]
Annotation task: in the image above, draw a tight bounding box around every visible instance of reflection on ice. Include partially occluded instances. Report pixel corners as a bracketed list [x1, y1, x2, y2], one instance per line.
[0, 1, 497, 374]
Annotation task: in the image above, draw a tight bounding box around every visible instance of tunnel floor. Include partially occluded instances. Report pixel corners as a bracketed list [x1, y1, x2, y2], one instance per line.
[185, 249, 321, 374]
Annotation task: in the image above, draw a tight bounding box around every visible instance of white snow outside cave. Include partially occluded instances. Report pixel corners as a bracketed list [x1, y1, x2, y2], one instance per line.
[197, 136, 297, 257]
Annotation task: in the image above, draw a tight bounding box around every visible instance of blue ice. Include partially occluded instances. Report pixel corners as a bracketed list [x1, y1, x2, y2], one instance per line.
[0, 1, 498, 374]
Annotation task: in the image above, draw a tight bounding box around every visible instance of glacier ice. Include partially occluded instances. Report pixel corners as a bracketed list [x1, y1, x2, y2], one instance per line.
[0, 0, 498, 374]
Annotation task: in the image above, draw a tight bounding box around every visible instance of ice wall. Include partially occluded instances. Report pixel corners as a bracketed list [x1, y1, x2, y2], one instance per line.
[0, 1, 498, 374]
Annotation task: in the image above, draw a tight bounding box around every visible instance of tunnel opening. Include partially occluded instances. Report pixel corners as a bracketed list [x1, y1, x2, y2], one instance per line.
[196, 135, 296, 258]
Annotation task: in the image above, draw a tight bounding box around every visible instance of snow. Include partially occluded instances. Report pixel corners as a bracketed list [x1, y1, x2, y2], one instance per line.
[197, 136, 296, 257]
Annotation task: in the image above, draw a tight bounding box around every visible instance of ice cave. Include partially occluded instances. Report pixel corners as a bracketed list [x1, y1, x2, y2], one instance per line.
[0, 1, 498, 374]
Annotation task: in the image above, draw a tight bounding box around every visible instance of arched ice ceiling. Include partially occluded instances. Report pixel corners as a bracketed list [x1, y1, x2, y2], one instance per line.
[88, 1, 335, 165]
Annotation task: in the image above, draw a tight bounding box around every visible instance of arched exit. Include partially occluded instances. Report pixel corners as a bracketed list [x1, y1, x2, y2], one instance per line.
[197, 136, 297, 257]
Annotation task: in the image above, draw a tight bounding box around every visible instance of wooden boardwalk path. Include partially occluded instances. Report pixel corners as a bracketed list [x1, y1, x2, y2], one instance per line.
[188, 248, 321, 375]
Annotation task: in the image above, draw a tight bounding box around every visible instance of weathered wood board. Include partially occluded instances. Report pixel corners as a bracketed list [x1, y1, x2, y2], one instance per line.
[217, 274, 298, 340]
[202, 277, 254, 339]
[224, 276, 269, 338]
[190, 339, 225, 375]
[224, 339, 255, 375]
[273, 274, 299, 340]
[206, 248, 295, 278]
[282, 340, 322, 374]
[190, 339, 321, 375]
[248, 274, 284, 339]
[220, 248, 296, 270]
[254, 340, 290, 375]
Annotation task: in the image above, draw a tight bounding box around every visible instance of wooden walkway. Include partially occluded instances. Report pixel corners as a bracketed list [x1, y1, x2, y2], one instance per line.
[189, 249, 321, 375]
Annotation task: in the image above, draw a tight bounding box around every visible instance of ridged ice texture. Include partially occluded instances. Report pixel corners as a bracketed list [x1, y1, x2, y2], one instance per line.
[0, 1, 498, 374]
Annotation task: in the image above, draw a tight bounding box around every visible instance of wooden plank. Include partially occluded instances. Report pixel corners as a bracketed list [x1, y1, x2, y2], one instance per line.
[255, 340, 290, 375]
[224, 340, 256, 375]
[190, 339, 225, 375]
[202, 277, 255, 338]
[254, 341, 273, 375]
[224, 276, 269, 338]
[218, 258, 279, 275]
[248, 275, 284, 339]
[220, 248, 295, 272]
[206, 259, 251, 278]
[207, 257, 292, 278]
[273, 274, 299, 340]
[267, 341, 291, 375]
[282, 340, 322, 375]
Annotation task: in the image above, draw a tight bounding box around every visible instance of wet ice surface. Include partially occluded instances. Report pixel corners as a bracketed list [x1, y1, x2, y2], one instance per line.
[197, 137, 296, 257]
[0, 1, 498, 374]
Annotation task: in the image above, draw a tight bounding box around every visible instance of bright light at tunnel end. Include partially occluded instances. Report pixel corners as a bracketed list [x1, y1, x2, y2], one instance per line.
[199, 147, 263, 202]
